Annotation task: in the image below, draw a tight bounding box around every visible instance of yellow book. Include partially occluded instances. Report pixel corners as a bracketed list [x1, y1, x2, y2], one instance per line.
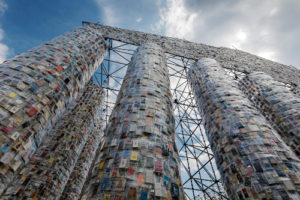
[99, 161, 105, 169]
[48, 158, 54, 164]
[8, 92, 17, 98]
[98, 172, 104, 179]
[14, 118, 23, 126]
[104, 194, 111, 200]
[20, 174, 27, 181]
[130, 151, 138, 161]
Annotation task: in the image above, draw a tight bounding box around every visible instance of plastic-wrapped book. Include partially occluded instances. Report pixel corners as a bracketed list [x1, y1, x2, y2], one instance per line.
[188, 58, 300, 200]
[0, 26, 107, 194]
[239, 72, 300, 157]
[84, 43, 184, 200]
[2, 81, 105, 200]
[60, 118, 104, 200]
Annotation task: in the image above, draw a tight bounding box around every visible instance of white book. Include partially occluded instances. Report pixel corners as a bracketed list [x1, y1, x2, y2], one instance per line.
[133, 140, 139, 148]
[155, 183, 163, 197]
[146, 169, 154, 184]
[119, 158, 128, 168]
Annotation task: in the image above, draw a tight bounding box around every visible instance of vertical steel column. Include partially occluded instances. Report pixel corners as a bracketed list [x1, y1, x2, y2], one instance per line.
[0, 26, 107, 193]
[60, 118, 104, 200]
[2, 81, 105, 199]
[239, 72, 300, 157]
[86, 43, 184, 199]
[188, 58, 300, 199]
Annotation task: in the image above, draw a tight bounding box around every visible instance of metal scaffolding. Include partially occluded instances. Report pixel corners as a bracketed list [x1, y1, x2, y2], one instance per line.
[92, 39, 228, 200]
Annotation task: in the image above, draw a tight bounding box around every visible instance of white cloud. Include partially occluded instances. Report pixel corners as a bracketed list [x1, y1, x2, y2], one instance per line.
[228, 29, 249, 49]
[0, 1, 8, 64]
[236, 30, 247, 41]
[94, 0, 119, 26]
[153, 0, 300, 67]
[0, 0, 7, 16]
[136, 17, 142, 23]
[154, 0, 199, 40]
[0, 41, 8, 63]
[102, 5, 119, 26]
[258, 50, 278, 61]
[180, 153, 210, 172]
[269, 7, 278, 16]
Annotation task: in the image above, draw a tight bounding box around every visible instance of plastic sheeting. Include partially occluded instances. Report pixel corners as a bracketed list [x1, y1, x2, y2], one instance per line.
[2, 81, 104, 199]
[188, 58, 300, 199]
[60, 118, 104, 200]
[239, 72, 300, 157]
[0, 26, 107, 194]
[85, 43, 184, 200]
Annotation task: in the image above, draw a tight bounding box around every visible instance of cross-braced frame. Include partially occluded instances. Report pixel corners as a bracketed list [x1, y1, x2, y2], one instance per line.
[92, 39, 228, 200]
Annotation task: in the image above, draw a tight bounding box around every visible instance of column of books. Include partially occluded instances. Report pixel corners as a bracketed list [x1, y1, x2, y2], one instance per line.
[2, 81, 105, 199]
[85, 43, 184, 200]
[188, 58, 300, 199]
[60, 117, 104, 200]
[239, 72, 300, 157]
[0, 26, 107, 194]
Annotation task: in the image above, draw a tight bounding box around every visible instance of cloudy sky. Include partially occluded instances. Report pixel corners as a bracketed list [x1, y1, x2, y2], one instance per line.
[0, 0, 299, 68]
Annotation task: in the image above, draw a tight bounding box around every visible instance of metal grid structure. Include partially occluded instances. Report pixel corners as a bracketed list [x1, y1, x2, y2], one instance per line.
[224, 68, 295, 90]
[92, 39, 228, 199]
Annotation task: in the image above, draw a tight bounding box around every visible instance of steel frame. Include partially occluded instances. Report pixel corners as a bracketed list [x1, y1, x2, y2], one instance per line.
[92, 39, 228, 200]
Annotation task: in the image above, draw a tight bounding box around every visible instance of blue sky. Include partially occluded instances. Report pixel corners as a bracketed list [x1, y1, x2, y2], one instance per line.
[0, 0, 162, 61]
[0, 0, 300, 67]
[0, 0, 299, 198]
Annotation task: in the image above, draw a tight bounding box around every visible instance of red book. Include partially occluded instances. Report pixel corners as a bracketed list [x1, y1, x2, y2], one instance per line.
[155, 161, 163, 173]
[128, 167, 135, 176]
[55, 66, 63, 71]
[2, 124, 15, 133]
[114, 194, 123, 200]
[27, 107, 38, 117]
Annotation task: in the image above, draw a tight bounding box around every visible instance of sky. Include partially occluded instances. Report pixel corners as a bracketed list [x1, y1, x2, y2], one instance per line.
[0, 0, 299, 68]
[0, 1, 299, 198]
